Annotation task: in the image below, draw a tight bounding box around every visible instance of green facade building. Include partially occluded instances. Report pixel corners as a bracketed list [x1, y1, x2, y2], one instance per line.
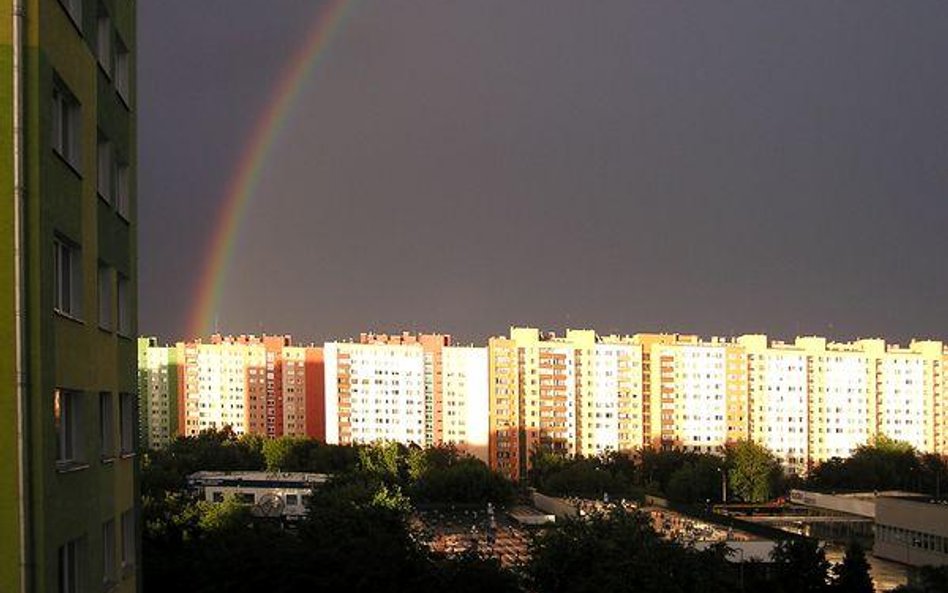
[0, 1, 138, 592]
[137, 337, 178, 450]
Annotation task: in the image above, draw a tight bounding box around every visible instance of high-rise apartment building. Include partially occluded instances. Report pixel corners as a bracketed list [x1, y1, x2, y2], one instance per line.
[488, 328, 645, 480]
[485, 328, 948, 480]
[0, 2, 139, 591]
[138, 337, 179, 449]
[441, 346, 489, 461]
[281, 346, 325, 439]
[143, 326, 945, 483]
[578, 337, 645, 458]
[324, 340, 428, 446]
[137, 335, 325, 444]
[739, 336, 810, 473]
[324, 333, 490, 460]
[644, 336, 730, 453]
[357, 332, 451, 446]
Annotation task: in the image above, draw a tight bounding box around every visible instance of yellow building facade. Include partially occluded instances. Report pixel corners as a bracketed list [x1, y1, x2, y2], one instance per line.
[487, 328, 948, 480]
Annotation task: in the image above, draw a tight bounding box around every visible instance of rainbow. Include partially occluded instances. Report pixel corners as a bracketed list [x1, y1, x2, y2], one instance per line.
[187, 0, 357, 338]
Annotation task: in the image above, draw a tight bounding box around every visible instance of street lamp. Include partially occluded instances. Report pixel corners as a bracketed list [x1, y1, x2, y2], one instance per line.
[717, 467, 727, 505]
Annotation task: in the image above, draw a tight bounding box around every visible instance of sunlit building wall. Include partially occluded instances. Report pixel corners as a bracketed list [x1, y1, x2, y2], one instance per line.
[579, 337, 645, 457]
[137, 337, 178, 449]
[441, 346, 489, 462]
[878, 341, 942, 452]
[647, 338, 729, 453]
[140, 335, 323, 442]
[141, 329, 948, 478]
[739, 336, 809, 474]
[358, 332, 451, 445]
[182, 340, 250, 436]
[487, 328, 584, 480]
[801, 337, 877, 464]
[324, 341, 426, 445]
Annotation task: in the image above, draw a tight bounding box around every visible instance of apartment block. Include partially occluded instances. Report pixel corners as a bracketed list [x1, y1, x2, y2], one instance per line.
[441, 346, 489, 462]
[740, 336, 810, 473]
[579, 336, 645, 457]
[322, 334, 493, 462]
[643, 335, 730, 453]
[488, 336, 521, 479]
[324, 340, 427, 445]
[484, 328, 948, 479]
[802, 337, 878, 464]
[137, 337, 179, 449]
[138, 335, 325, 444]
[358, 332, 451, 445]
[282, 346, 325, 439]
[140, 327, 947, 482]
[0, 2, 140, 591]
[488, 328, 648, 480]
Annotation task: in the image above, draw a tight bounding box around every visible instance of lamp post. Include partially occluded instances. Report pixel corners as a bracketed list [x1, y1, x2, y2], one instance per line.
[717, 467, 727, 505]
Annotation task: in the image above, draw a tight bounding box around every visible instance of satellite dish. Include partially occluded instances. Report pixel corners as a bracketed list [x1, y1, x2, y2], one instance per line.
[253, 493, 285, 518]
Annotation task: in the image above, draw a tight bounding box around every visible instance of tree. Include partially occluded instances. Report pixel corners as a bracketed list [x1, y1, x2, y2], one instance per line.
[665, 456, 725, 504]
[891, 566, 948, 593]
[431, 550, 521, 593]
[918, 453, 947, 501]
[830, 541, 873, 593]
[727, 440, 783, 503]
[770, 539, 831, 593]
[808, 436, 920, 493]
[412, 456, 515, 505]
[525, 508, 737, 593]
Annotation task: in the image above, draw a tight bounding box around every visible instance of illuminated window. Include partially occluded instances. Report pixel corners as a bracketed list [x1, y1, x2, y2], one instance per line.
[55, 389, 82, 466]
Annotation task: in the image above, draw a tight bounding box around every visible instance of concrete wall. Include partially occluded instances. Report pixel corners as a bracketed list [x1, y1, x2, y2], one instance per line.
[874, 498, 948, 567]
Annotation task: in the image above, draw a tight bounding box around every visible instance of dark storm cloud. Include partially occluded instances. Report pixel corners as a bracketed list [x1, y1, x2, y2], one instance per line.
[139, 1, 948, 345]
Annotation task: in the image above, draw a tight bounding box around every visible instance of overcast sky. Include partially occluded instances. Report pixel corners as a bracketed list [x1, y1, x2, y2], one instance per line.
[138, 1, 948, 345]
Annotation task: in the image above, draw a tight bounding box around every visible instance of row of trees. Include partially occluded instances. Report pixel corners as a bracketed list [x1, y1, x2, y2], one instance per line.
[807, 436, 947, 496]
[143, 428, 515, 506]
[529, 437, 948, 505]
[142, 430, 520, 592]
[141, 430, 947, 592]
[529, 440, 785, 504]
[528, 508, 880, 593]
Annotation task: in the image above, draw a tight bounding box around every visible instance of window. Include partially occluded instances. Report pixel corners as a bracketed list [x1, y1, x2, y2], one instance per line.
[96, 11, 112, 76]
[119, 393, 134, 454]
[59, 0, 82, 31]
[115, 163, 130, 219]
[116, 274, 131, 336]
[55, 389, 82, 466]
[54, 238, 82, 318]
[58, 537, 83, 593]
[115, 38, 130, 104]
[212, 492, 224, 503]
[102, 519, 115, 585]
[52, 82, 81, 169]
[234, 492, 255, 504]
[120, 509, 135, 569]
[99, 392, 114, 458]
[97, 264, 112, 330]
[97, 135, 112, 203]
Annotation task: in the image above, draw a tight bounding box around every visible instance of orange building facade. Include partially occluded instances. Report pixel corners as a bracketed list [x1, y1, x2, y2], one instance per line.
[141, 335, 325, 444]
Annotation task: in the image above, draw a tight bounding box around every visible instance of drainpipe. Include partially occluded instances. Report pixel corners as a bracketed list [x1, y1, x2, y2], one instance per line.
[13, 0, 30, 591]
